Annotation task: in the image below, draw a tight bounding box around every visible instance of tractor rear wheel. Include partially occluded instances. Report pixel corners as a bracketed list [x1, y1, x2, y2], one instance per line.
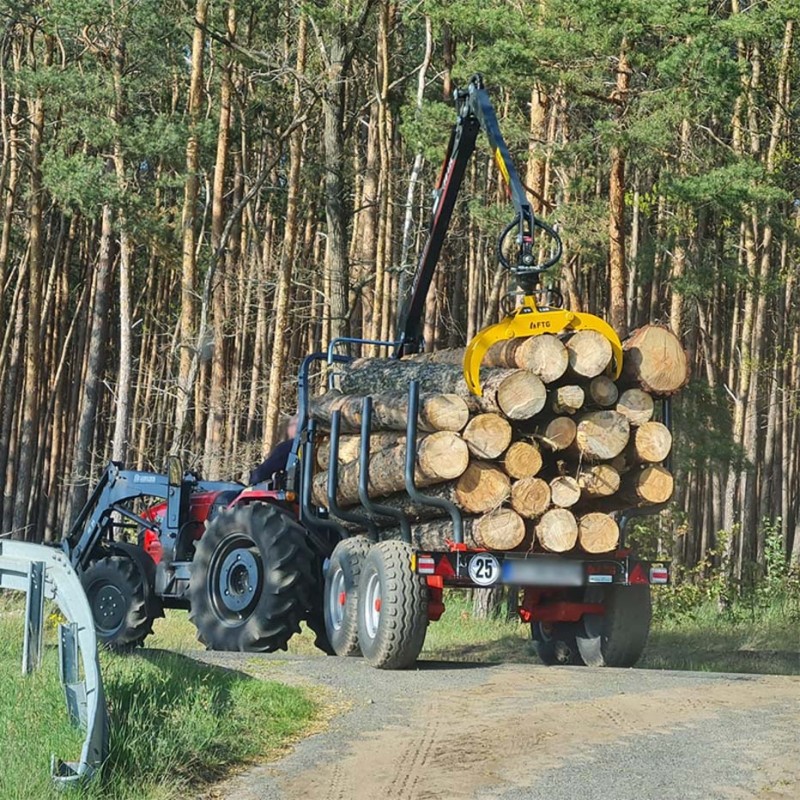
[81, 555, 153, 650]
[576, 584, 652, 668]
[189, 502, 314, 652]
[324, 536, 372, 657]
[356, 541, 428, 669]
[531, 621, 584, 666]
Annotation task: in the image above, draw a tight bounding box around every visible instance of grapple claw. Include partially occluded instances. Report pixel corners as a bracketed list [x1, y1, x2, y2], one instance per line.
[463, 295, 623, 396]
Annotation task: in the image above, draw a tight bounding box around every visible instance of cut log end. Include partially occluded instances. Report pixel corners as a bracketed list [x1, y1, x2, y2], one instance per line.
[474, 508, 527, 550]
[536, 508, 578, 553]
[622, 325, 690, 395]
[616, 388, 655, 426]
[517, 334, 569, 383]
[565, 330, 613, 378]
[578, 513, 620, 553]
[577, 464, 621, 498]
[455, 461, 511, 514]
[538, 417, 577, 451]
[587, 375, 619, 408]
[503, 440, 543, 479]
[633, 421, 673, 463]
[462, 413, 512, 459]
[494, 370, 547, 420]
[551, 385, 585, 415]
[575, 411, 630, 461]
[418, 431, 471, 481]
[510, 477, 551, 519]
[549, 475, 581, 508]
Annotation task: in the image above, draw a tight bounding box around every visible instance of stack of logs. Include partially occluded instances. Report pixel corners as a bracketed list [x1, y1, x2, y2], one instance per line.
[310, 324, 688, 556]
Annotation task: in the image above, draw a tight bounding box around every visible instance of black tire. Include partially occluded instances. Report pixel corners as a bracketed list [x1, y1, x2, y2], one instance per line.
[576, 584, 652, 668]
[531, 621, 585, 666]
[188, 502, 314, 652]
[324, 536, 372, 657]
[81, 556, 153, 650]
[356, 540, 428, 670]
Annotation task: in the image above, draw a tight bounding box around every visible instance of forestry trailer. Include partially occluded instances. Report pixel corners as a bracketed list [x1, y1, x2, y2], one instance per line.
[2, 77, 671, 715]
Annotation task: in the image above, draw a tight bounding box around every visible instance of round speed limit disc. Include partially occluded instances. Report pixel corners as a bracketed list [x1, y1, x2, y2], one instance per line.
[468, 553, 500, 586]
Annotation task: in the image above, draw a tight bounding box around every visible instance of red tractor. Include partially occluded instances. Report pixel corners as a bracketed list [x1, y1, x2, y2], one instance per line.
[63, 456, 334, 653]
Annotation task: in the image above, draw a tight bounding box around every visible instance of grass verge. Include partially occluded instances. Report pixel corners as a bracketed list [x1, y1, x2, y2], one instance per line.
[0, 605, 318, 800]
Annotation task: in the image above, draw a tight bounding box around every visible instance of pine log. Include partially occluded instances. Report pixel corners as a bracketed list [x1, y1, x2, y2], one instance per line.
[387, 510, 527, 552]
[474, 508, 527, 550]
[312, 431, 469, 507]
[510, 477, 551, 518]
[549, 476, 581, 508]
[316, 432, 404, 470]
[616, 388, 654, 425]
[329, 462, 511, 528]
[535, 509, 579, 552]
[503, 440, 543, 479]
[574, 411, 630, 460]
[462, 413, 512, 459]
[576, 464, 621, 498]
[632, 421, 672, 463]
[485, 334, 569, 384]
[551, 385, 585, 415]
[339, 360, 546, 420]
[587, 375, 619, 408]
[578, 513, 620, 554]
[309, 389, 469, 433]
[618, 464, 674, 505]
[564, 330, 613, 378]
[622, 325, 690, 395]
[535, 416, 577, 451]
[455, 461, 511, 513]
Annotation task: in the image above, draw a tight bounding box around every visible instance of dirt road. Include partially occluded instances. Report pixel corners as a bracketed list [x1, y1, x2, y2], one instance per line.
[198, 652, 800, 800]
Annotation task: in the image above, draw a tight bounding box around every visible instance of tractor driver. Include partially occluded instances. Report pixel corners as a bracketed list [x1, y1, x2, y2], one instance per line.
[249, 413, 299, 485]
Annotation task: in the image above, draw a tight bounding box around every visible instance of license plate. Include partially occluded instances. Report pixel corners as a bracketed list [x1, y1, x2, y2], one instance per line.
[502, 558, 584, 587]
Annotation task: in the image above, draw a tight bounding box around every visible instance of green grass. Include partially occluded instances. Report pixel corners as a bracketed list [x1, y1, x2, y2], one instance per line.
[0, 604, 318, 800]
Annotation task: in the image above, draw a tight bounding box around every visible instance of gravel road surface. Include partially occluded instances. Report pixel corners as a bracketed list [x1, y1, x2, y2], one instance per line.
[195, 651, 800, 800]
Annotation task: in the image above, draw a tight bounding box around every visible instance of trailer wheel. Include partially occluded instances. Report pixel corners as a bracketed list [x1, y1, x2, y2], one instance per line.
[576, 584, 651, 668]
[189, 502, 314, 652]
[531, 621, 584, 666]
[81, 556, 153, 650]
[356, 540, 428, 669]
[324, 536, 373, 657]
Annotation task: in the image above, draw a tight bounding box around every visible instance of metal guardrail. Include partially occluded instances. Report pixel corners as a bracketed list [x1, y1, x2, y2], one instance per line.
[0, 540, 108, 785]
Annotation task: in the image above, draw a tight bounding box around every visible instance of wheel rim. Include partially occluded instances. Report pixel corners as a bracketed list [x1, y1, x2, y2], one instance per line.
[363, 571, 382, 640]
[89, 583, 126, 634]
[208, 534, 262, 623]
[327, 567, 346, 632]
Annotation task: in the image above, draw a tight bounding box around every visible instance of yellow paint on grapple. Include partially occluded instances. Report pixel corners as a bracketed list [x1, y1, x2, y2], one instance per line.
[463, 294, 623, 396]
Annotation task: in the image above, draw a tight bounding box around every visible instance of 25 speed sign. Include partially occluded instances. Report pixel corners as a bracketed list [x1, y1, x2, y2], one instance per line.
[468, 553, 500, 586]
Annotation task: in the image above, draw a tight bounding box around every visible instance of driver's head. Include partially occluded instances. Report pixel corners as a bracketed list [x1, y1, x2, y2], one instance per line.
[286, 413, 299, 440]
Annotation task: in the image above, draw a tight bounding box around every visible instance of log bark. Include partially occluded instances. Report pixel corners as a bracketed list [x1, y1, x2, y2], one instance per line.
[312, 431, 469, 507]
[549, 476, 581, 508]
[535, 508, 578, 552]
[339, 360, 546, 419]
[622, 324, 690, 395]
[535, 417, 577, 451]
[574, 411, 630, 460]
[616, 388, 654, 425]
[576, 464, 621, 498]
[578, 512, 620, 553]
[510, 477, 551, 518]
[551, 385, 585, 415]
[503, 440, 543, 479]
[310, 389, 469, 433]
[587, 375, 619, 407]
[564, 330, 613, 378]
[389, 509, 526, 551]
[462, 413, 512, 459]
[330, 462, 510, 526]
[316, 431, 404, 469]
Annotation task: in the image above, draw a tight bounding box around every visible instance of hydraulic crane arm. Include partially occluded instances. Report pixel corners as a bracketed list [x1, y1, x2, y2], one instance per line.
[394, 74, 562, 358]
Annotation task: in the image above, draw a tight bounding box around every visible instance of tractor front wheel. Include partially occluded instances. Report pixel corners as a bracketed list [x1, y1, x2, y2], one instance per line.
[81, 555, 153, 650]
[189, 502, 314, 652]
[356, 541, 428, 669]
